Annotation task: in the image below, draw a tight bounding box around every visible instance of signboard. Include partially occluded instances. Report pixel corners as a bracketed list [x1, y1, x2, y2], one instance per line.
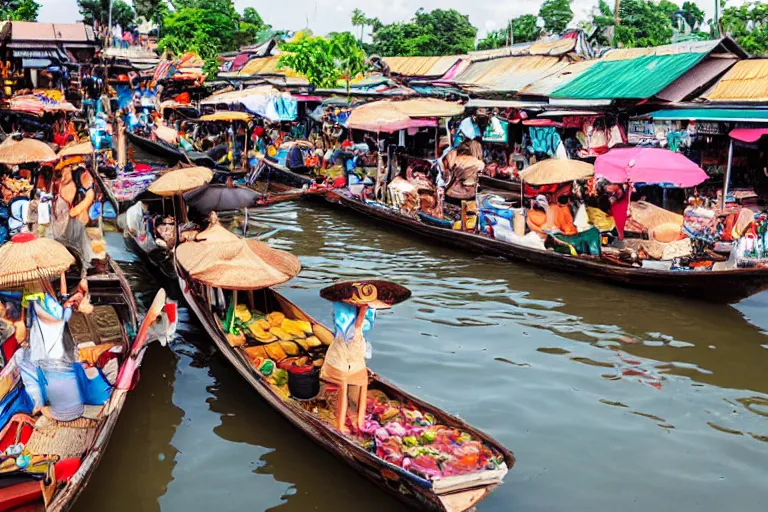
[483, 118, 508, 144]
[693, 121, 721, 135]
[627, 119, 658, 145]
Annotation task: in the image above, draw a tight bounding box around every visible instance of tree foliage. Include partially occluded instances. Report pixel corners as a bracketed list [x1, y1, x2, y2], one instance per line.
[78, 0, 136, 29]
[368, 8, 477, 56]
[1, 0, 40, 21]
[279, 32, 367, 90]
[476, 14, 541, 50]
[539, 0, 573, 34]
[721, 1, 768, 56]
[133, 0, 169, 27]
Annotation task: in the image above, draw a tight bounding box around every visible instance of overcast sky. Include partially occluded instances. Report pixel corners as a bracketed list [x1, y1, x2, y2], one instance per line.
[39, 0, 740, 39]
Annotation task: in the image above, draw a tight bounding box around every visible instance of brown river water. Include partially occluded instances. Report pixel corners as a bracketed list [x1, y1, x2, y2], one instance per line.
[72, 200, 768, 512]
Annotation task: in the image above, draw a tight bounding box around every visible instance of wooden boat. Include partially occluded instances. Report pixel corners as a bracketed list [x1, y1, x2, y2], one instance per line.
[324, 190, 768, 303]
[478, 175, 522, 202]
[126, 130, 216, 168]
[174, 255, 513, 511]
[250, 156, 314, 190]
[0, 262, 175, 511]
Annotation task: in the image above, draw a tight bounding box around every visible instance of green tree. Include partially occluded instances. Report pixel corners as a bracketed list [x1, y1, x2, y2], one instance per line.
[234, 7, 271, 47]
[680, 1, 705, 29]
[369, 8, 477, 56]
[476, 14, 541, 50]
[582, 0, 615, 45]
[721, 2, 768, 55]
[539, 0, 573, 34]
[78, 0, 136, 29]
[613, 0, 674, 47]
[133, 0, 169, 27]
[279, 31, 367, 90]
[351, 8, 367, 42]
[1, 0, 40, 20]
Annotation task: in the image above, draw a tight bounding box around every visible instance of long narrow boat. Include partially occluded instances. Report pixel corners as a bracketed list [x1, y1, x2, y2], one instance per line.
[173, 239, 513, 511]
[249, 157, 314, 190]
[126, 130, 216, 168]
[324, 190, 768, 303]
[0, 261, 175, 511]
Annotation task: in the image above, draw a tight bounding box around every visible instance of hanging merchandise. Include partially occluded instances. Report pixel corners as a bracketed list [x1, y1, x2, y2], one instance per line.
[483, 117, 508, 144]
[528, 127, 561, 156]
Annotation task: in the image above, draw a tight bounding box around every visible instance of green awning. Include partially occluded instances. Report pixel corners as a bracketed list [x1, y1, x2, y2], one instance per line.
[551, 53, 705, 100]
[643, 109, 768, 123]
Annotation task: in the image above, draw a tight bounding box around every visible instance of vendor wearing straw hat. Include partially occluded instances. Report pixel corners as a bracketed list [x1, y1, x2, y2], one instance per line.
[319, 280, 410, 433]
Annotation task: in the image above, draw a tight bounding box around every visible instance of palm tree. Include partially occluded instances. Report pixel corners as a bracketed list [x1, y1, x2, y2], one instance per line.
[351, 8, 367, 43]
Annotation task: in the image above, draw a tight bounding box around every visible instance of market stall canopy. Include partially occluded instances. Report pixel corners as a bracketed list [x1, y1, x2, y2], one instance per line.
[0, 136, 57, 164]
[520, 159, 594, 185]
[198, 111, 252, 122]
[148, 166, 214, 196]
[348, 99, 463, 133]
[183, 183, 261, 215]
[640, 109, 768, 123]
[176, 222, 300, 290]
[320, 280, 411, 310]
[703, 59, 768, 102]
[0, 233, 75, 287]
[595, 148, 708, 187]
[729, 127, 768, 143]
[58, 140, 93, 158]
[200, 85, 297, 122]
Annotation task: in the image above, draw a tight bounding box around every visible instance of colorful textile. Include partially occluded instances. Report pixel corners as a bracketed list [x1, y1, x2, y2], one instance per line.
[683, 206, 719, 243]
[528, 127, 561, 156]
[553, 226, 601, 256]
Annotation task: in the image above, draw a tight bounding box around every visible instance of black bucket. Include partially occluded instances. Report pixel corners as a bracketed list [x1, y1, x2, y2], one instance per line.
[288, 367, 320, 400]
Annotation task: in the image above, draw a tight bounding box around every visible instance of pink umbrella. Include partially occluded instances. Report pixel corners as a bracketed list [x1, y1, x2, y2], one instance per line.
[595, 148, 708, 188]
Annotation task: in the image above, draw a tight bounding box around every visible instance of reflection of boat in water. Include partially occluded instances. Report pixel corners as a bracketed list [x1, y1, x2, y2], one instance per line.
[173, 225, 513, 512]
[323, 190, 768, 303]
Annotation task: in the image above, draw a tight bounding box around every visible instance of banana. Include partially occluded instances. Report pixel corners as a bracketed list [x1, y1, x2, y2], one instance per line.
[281, 319, 307, 339]
[279, 341, 300, 356]
[304, 335, 322, 348]
[270, 327, 294, 341]
[267, 311, 286, 328]
[313, 324, 334, 345]
[265, 342, 288, 361]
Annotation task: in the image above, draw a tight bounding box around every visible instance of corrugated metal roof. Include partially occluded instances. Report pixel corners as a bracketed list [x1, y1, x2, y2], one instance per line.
[704, 59, 768, 102]
[455, 55, 567, 93]
[383, 55, 464, 77]
[656, 57, 735, 102]
[600, 39, 721, 61]
[5, 21, 95, 43]
[552, 52, 706, 99]
[468, 38, 577, 60]
[236, 56, 300, 77]
[518, 60, 599, 96]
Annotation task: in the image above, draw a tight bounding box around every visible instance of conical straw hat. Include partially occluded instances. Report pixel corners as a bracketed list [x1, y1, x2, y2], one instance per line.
[0, 136, 58, 165]
[58, 141, 94, 158]
[0, 233, 75, 287]
[519, 159, 594, 185]
[148, 166, 214, 196]
[177, 222, 300, 290]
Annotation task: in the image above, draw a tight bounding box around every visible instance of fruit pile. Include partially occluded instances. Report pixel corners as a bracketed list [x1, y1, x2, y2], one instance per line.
[225, 306, 332, 366]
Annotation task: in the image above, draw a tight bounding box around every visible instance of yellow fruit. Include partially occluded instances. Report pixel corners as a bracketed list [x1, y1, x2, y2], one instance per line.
[227, 332, 246, 347]
[244, 345, 268, 361]
[295, 338, 310, 351]
[313, 358, 324, 367]
[247, 325, 277, 343]
[304, 335, 322, 348]
[265, 342, 288, 361]
[313, 324, 334, 345]
[270, 327, 294, 341]
[234, 304, 252, 323]
[295, 320, 313, 334]
[281, 319, 307, 339]
[279, 341, 300, 356]
[267, 311, 285, 328]
[256, 319, 271, 331]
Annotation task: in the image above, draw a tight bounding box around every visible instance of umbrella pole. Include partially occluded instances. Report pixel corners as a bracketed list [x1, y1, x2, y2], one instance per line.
[60, 271, 67, 297]
[243, 207, 248, 236]
[721, 139, 734, 210]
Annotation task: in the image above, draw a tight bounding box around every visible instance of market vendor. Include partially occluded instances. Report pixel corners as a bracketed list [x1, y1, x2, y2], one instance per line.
[319, 281, 411, 434]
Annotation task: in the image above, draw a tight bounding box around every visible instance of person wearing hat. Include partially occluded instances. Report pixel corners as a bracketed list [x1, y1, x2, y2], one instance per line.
[319, 281, 410, 433]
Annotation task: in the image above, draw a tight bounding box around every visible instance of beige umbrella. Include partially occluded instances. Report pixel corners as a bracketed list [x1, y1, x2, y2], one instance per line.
[0, 136, 58, 165]
[198, 111, 252, 122]
[0, 233, 75, 288]
[148, 166, 214, 196]
[177, 222, 300, 290]
[519, 159, 594, 186]
[58, 141, 94, 158]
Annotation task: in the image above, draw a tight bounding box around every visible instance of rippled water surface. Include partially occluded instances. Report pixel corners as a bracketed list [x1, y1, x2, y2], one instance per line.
[74, 201, 768, 512]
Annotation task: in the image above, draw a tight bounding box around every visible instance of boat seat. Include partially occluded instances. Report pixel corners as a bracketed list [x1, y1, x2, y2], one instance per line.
[68, 306, 122, 346]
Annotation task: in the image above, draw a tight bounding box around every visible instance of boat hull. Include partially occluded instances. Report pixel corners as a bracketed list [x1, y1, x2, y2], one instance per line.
[252, 158, 314, 190]
[176, 265, 513, 512]
[325, 191, 768, 303]
[126, 131, 215, 168]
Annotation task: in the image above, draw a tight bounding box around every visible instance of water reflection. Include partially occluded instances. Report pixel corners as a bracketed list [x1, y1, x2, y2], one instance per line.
[79, 201, 768, 512]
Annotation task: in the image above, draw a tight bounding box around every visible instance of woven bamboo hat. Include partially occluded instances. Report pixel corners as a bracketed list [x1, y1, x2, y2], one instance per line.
[320, 280, 411, 310]
[58, 141, 94, 158]
[176, 220, 300, 290]
[519, 159, 594, 185]
[0, 233, 75, 287]
[148, 166, 214, 196]
[0, 135, 58, 165]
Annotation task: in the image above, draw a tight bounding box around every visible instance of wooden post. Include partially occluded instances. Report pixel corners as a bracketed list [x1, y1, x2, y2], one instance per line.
[721, 138, 734, 210]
